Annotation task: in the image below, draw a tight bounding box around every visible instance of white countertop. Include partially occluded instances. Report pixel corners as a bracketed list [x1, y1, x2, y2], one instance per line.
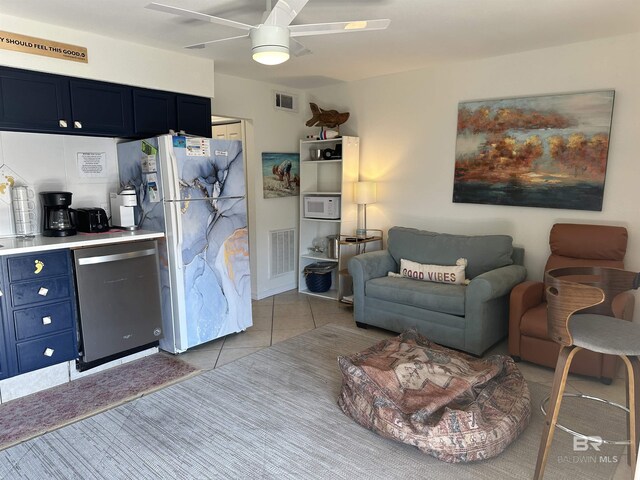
[0, 230, 164, 256]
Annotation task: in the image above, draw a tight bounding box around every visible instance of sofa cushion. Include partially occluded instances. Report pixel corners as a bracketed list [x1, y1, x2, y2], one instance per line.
[388, 227, 513, 279]
[366, 276, 465, 316]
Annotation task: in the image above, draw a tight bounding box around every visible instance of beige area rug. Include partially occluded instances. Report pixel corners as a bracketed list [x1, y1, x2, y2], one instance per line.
[0, 325, 629, 479]
[0, 353, 199, 451]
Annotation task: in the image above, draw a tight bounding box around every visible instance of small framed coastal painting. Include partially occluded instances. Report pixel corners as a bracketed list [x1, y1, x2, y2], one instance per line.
[452, 90, 614, 211]
[262, 152, 300, 198]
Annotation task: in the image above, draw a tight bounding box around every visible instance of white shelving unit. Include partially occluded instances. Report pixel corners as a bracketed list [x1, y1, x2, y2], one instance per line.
[298, 136, 359, 301]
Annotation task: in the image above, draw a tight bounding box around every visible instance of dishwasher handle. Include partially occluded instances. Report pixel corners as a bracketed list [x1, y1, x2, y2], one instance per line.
[76, 248, 157, 266]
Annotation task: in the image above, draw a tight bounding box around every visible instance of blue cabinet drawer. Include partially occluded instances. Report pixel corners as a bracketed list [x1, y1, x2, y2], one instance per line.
[7, 251, 70, 282]
[16, 331, 77, 374]
[10, 277, 71, 307]
[13, 302, 75, 341]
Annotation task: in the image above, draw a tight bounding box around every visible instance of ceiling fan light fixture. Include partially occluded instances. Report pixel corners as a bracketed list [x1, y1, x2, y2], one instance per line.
[250, 25, 290, 65]
[252, 46, 290, 65]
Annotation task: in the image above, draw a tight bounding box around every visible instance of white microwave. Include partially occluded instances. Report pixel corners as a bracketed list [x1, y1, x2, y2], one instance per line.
[303, 196, 341, 219]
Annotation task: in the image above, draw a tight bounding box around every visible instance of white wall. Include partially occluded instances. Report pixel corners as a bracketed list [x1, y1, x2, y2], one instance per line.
[0, 131, 118, 236]
[212, 73, 308, 298]
[0, 14, 214, 96]
[308, 33, 640, 316]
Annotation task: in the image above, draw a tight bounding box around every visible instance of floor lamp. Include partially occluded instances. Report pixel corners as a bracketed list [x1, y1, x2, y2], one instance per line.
[354, 181, 377, 238]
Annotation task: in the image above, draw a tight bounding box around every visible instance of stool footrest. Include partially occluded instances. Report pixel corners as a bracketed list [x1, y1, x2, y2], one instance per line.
[541, 393, 630, 446]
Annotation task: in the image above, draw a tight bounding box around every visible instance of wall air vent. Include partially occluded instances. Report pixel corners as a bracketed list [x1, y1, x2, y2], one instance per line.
[274, 90, 298, 113]
[270, 228, 296, 278]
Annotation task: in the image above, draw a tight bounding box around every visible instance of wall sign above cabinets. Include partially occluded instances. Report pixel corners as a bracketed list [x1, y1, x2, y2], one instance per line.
[0, 66, 212, 138]
[0, 30, 88, 63]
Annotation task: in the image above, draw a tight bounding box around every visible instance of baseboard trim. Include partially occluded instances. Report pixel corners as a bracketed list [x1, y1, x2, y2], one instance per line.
[253, 283, 297, 300]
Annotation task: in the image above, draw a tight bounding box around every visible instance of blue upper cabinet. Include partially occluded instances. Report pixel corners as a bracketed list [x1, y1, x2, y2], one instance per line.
[0, 66, 212, 139]
[177, 94, 212, 138]
[132, 88, 178, 136]
[69, 79, 132, 136]
[0, 67, 71, 134]
[133, 89, 212, 137]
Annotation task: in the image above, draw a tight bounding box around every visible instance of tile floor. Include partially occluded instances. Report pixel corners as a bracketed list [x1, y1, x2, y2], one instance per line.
[178, 289, 357, 370]
[178, 289, 634, 479]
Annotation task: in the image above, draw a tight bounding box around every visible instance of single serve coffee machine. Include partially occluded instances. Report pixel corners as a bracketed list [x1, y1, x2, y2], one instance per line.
[110, 187, 138, 230]
[41, 191, 76, 237]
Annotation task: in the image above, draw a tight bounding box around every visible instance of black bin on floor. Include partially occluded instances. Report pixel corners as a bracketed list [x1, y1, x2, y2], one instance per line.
[304, 262, 336, 293]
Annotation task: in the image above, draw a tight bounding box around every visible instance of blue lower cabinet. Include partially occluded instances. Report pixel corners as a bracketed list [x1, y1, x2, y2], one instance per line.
[10, 277, 71, 307]
[0, 262, 8, 380]
[7, 250, 70, 282]
[0, 319, 7, 380]
[13, 302, 75, 341]
[1, 249, 79, 378]
[16, 332, 77, 374]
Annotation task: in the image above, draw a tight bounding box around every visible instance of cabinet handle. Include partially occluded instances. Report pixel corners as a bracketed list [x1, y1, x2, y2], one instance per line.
[38, 287, 49, 297]
[44, 348, 55, 357]
[42, 316, 52, 325]
[74, 121, 83, 129]
[59, 120, 68, 128]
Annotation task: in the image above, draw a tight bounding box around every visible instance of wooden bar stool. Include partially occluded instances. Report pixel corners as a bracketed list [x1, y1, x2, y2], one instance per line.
[534, 266, 640, 479]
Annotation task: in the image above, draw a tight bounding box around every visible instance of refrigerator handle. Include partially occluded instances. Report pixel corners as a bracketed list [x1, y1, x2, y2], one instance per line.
[166, 141, 184, 267]
[171, 200, 184, 270]
[166, 141, 181, 203]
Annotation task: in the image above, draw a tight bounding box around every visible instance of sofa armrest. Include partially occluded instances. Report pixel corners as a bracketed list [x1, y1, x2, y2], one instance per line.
[348, 250, 397, 284]
[348, 250, 397, 323]
[463, 265, 527, 355]
[466, 265, 528, 304]
[508, 280, 544, 356]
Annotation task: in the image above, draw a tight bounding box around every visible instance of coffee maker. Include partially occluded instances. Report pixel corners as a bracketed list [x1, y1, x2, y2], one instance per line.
[109, 187, 138, 230]
[40, 191, 76, 237]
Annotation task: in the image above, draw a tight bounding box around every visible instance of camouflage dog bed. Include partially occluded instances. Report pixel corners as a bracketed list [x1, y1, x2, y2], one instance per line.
[337, 330, 530, 463]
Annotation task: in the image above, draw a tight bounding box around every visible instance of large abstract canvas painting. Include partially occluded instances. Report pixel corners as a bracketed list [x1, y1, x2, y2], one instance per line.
[453, 90, 614, 211]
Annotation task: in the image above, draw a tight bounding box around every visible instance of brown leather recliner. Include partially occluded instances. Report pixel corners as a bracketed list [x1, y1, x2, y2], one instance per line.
[508, 223, 635, 383]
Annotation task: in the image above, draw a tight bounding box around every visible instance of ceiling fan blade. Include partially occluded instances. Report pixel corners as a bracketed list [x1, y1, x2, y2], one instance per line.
[290, 38, 312, 57]
[264, 0, 310, 27]
[146, 2, 252, 31]
[184, 34, 250, 50]
[289, 19, 390, 37]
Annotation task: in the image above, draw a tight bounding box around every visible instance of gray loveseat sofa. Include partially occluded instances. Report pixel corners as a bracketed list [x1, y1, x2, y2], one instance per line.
[348, 227, 526, 356]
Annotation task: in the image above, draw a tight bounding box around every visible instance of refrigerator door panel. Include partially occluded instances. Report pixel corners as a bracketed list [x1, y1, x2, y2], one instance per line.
[169, 137, 251, 348]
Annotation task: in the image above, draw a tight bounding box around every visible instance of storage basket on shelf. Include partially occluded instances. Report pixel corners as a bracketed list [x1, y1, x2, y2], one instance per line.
[304, 262, 336, 293]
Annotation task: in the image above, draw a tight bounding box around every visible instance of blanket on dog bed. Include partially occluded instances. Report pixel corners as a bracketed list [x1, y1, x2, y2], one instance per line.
[337, 330, 530, 463]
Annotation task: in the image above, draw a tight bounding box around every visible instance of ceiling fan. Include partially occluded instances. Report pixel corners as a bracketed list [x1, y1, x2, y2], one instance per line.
[146, 0, 391, 65]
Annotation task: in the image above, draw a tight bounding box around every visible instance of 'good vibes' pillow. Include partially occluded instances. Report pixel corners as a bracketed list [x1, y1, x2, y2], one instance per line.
[399, 258, 467, 285]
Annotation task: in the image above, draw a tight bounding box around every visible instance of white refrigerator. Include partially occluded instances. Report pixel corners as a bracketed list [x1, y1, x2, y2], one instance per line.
[117, 134, 252, 353]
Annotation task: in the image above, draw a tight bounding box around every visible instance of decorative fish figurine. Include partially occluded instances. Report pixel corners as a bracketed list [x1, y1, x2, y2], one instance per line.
[305, 103, 350, 128]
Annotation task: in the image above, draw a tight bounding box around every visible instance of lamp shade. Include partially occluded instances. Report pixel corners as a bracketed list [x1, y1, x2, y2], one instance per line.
[354, 181, 377, 205]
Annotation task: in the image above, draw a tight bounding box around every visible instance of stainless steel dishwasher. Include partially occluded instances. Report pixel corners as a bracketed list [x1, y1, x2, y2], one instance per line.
[73, 240, 163, 369]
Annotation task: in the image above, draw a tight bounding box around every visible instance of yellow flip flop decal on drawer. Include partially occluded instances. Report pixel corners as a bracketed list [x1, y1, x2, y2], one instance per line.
[34, 259, 44, 274]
